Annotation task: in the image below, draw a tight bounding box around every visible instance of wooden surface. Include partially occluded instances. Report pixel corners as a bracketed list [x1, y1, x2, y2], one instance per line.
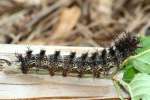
[0, 44, 128, 100]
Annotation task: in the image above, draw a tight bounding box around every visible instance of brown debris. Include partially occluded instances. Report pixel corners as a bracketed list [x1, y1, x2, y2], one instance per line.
[0, 0, 149, 46]
[51, 6, 81, 40]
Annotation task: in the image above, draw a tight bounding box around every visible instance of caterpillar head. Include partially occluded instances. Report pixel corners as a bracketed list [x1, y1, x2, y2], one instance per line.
[115, 32, 140, 55]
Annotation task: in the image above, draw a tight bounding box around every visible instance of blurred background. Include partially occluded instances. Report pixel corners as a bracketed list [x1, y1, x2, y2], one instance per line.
[0, 0, 149, 47]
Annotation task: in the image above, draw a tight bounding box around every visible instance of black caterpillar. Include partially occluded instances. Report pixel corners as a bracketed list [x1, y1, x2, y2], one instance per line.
[16, 32, 140, 78]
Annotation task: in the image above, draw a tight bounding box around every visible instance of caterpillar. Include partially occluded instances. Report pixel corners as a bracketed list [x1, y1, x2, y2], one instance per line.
[16, 32, 140, 78]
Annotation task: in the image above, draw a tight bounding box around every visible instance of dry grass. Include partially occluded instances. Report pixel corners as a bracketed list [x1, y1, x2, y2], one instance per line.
[0, 0, 149, 47]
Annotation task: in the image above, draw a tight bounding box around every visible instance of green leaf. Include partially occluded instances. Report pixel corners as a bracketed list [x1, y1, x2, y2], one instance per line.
[123, 66, 139, 83]
[122, 49, 150, 74]
[132, 49, 150, 74]
[129, 73, 150, 100]
[119, 74, 150, 100]
[137, 36, 150, 53]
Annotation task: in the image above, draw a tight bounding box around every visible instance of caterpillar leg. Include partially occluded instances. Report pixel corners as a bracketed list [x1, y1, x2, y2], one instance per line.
[103, 66, 112, 76]
[48, 67, 55, 76]
[77, 67, 85, 78]
[92, 68, 99, 78]
[62, 67, 69, 77]
[21, 64, 28, 74]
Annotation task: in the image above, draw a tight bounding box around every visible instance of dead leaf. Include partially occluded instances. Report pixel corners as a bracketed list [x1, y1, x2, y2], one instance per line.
[51, 6, 81, 40]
